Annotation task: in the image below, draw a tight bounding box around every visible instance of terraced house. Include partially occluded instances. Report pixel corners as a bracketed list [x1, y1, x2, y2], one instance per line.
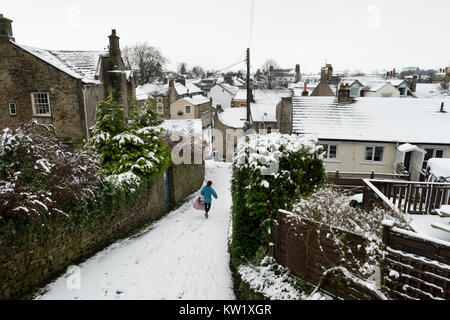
[0, 14, 135, 146]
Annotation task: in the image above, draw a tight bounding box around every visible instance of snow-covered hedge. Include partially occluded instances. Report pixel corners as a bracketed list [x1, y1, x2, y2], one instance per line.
[0, 120, 102, 230]
[89, 94, 171, 186]
[230, 132, 325, 267]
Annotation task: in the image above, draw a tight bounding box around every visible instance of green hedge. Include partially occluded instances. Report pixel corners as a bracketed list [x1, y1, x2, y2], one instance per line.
[230, 133, 326, 267]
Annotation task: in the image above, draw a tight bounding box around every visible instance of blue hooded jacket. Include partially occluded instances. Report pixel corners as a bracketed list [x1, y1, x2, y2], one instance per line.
[200, 185, 218, 204]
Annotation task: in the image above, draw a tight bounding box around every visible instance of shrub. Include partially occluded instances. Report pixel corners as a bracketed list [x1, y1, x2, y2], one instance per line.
[230, 133, 325, 267]
[0, 120, 102, 230]
[90, 93, 171, 184]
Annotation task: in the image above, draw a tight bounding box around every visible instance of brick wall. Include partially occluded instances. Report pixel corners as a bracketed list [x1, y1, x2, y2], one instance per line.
[0, 163, 205, 300]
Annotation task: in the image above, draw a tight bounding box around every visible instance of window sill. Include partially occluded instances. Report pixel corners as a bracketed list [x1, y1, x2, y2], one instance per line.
[360, 161, 387, 166]
[324, 159, 341, 163]
[33, 114, 52, 118]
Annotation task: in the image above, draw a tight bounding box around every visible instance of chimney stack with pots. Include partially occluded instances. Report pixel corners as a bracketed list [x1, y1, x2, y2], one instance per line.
[411, 75, 418, 92]
[326, 64, 333, 82]
[0, 14, 15, 42]
[108, 29, 121, 57]
[338, 82, 351, 103]
[295, 64, 301, 83]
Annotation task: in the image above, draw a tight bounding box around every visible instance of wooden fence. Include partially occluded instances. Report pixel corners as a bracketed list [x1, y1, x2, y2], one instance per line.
[269, 211, 450, 300]
[382, 224, 450, 300]
[326, 171, 409, 194]
[363, 179, 450, 215]
[268, 210, 386, 300]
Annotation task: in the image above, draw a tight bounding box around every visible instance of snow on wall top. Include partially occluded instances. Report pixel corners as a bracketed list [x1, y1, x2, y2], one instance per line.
[292, 96, 450, 144]
[13, 42, 105, 84]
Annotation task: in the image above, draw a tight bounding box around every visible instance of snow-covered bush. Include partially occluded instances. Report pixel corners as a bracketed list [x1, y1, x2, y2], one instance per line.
[0, 120, 102, 229]
[289, 186, 412, 279]
[90, 94, 171, 185]
[230, 133, 325, 267]
[238, 256, 327, 300]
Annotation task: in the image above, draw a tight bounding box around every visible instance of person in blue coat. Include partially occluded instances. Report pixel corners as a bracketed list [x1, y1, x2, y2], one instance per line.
[200, 181, 218, 219]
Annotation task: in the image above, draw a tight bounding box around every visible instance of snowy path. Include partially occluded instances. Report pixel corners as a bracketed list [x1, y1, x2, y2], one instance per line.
[36, 161, 235, 300]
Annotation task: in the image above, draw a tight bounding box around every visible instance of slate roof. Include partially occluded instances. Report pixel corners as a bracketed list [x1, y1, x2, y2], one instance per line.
[292, 96, 450, 144]
[13, 42, 107, 84]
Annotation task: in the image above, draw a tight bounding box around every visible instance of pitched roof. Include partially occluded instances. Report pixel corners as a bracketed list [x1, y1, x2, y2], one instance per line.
[310, 81, 335, 96]
[13, 42, 106, 84]
[292, 96, 450, 144]
[217, 107, 248, 128]
[183, 95, 210, 106]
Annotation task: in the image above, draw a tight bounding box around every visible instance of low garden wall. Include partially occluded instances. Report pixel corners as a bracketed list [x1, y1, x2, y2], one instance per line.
[382, 224, 450, 300]
[0, 163, 204, 300]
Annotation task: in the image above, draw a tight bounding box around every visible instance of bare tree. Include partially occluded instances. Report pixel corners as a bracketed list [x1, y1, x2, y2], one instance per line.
[123, 43, 168, 84]
[259, 59, 281, 89]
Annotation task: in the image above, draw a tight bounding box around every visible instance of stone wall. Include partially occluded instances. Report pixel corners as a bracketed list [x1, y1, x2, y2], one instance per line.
[0, 163, 205, 300]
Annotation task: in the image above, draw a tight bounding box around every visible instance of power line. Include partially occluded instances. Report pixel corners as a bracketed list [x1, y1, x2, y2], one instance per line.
[249, 0, 256, 49]
[215, 55, 246, 74]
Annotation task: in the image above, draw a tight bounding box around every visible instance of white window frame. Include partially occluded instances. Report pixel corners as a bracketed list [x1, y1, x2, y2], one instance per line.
[8, 102, 17, 115]
[31, 92, 51, 116]
[321, 142, 339, 161]
[185, 105, 191, 114]
[157, 97, 163, 103]
[423, 146, 445, 160]
[364, 144, 385, 163]
[156, 103, 164, 114]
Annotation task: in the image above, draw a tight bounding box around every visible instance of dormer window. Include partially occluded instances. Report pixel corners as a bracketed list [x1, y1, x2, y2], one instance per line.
[31, 92, 51, 116]
[8, 102, 16, 115]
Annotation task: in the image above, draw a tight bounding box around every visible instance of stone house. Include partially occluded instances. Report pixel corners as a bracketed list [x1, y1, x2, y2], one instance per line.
[136, 80, 204, 119]
[0, 14, 135, 146]
[170, 95, 214, 129]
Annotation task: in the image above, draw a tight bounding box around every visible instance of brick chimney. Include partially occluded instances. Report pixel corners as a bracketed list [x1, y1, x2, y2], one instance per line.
[295, 64, 301, 83]
[326, 64, 333, 82]
[108, 29, 120, 57]
[411, 75, 418, 92]
[393, 68, 396, 78]
[0, 14, 15, 42]
[338, 82, 351, 103]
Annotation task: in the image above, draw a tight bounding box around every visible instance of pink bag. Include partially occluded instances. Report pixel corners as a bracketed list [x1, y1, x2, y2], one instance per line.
[193, 197, 205, 211]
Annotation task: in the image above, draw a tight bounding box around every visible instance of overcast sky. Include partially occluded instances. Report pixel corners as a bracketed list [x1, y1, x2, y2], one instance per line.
[3, 0, 449, 74]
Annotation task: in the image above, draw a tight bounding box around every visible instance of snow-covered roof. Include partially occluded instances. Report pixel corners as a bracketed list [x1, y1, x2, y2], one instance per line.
[183, 95, 210, 106]
[387, 79, 408, 87]
[160, 119, 203, 136]
[13, 42, 106, 84]
[364, 81, 391, 92]
[136, 83, 168, 100]
[217, 107, 247, 128]
[234, 89, 247, 101]
[292, 97, 450, 144]
[218, 83, 240, 96]
[426, 158, 450, 180]
[186, 83, 203, 94]
[413, 83, 449, 99]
